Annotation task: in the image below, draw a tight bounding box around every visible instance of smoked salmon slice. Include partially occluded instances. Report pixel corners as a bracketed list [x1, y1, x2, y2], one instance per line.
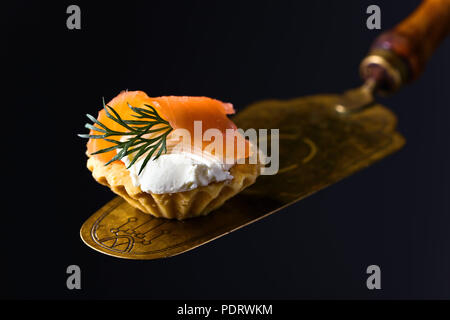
[86, 90, 249, 165]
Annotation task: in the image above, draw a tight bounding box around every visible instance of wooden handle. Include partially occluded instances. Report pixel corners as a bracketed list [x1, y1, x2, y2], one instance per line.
[389, 0, 450, 79]
[361, 0, 450, 93]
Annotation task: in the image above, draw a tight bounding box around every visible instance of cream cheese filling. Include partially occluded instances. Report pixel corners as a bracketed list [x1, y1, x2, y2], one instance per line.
[120, 151, 234, 194]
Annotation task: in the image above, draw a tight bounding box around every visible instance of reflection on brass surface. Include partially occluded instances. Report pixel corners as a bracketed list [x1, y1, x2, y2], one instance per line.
[80, 94, 405, 259]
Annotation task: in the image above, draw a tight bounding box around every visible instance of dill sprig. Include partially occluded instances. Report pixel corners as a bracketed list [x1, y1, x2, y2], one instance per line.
[78, 98, 173, 175]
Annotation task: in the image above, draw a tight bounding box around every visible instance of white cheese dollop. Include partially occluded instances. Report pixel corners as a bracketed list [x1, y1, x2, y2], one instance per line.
[120, 152, 234, 194]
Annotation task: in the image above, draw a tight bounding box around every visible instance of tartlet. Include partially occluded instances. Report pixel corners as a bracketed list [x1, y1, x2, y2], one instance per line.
[87, 156, 260, 220]
[81, 90, 261, 220]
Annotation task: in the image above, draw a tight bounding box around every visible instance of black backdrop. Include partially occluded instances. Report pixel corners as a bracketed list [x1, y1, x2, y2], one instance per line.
[4, 0, 449, 299]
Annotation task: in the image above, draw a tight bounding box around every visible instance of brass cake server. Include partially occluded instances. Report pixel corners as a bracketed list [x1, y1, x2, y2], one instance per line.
[80, 0, 450, 259]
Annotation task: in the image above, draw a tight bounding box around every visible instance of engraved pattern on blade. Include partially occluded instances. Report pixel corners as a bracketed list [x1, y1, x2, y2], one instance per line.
[93, 211, 170, 253]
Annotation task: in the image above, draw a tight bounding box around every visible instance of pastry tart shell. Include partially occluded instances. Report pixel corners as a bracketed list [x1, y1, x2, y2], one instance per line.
[87, 156, 261, 220]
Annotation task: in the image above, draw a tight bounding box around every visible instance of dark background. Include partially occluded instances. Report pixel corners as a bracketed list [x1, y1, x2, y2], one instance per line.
[3, 0, 449, 299]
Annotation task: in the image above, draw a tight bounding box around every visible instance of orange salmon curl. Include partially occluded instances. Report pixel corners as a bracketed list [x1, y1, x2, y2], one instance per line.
[86, 90, 250, 165]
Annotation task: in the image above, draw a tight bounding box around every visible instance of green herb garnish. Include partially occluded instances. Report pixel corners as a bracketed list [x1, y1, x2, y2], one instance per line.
[78, 98, 173, 174]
